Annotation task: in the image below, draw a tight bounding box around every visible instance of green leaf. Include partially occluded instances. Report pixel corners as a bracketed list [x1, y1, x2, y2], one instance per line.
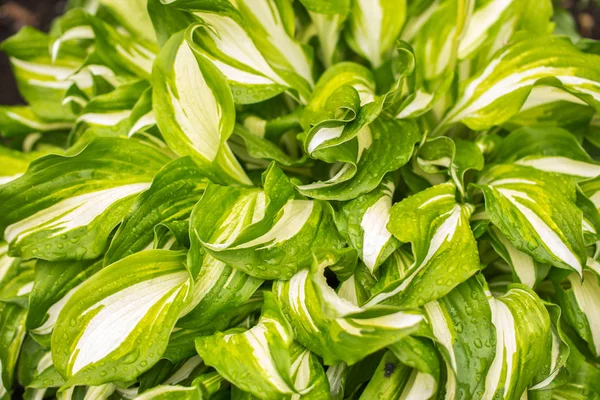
[416, 136, 484, 196]
[152, 29, 251, 184]
[52, 250, 191, 387]
[0, 299, 27, 399]
[0, 137, 171, 261]
[26, 259, 102, 345]
[367, 183, 480, 307]
[476, 164, 586, 275]
[105, 157, 209, 265]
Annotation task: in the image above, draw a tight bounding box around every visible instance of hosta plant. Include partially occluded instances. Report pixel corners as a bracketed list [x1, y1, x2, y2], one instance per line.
[2, 0, 600, 399]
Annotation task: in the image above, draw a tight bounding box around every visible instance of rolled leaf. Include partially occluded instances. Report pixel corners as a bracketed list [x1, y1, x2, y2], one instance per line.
[152, 29, 250, 184]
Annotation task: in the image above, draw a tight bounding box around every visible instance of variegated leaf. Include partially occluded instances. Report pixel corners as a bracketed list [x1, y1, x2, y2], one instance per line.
[481, 284, 551, 399]
[303, 62, 375, 126]
[506, 86, 594, 129]
[27, 259, 102, 345]
[0, 137, 170, 260]
[358, 350, 436, 400]
[297, 116, 420, 201]
[440, 36, 600, 132]
[165, 294, 263, 364]
[305, 2, 349, 68]
[227, 0, 314, 102]
[334, 177, 400, 273]
[230, 342, 331, 400]
[365, 182, 480, 307]
[185, 11, 291, 104]
[416, 136, 484, 196]
[345, 0, 406, 68]
[426, 276, 553, 399]
[89, 0, 158, 46]
[274, 260, 424, 365]
[397, 0, 472, 119]
[72, 79, 149, 139]
[182, 169, 269, 327]
[424, 276, 496, 399]
[134, 385, 202, 400]
[152, 28, 251, 184]
[0, 274, 29, 399]
[52, 250, 191, 387]
[17, 336, 59, 399]
[490, 126, 600, 180]
[195, 292, 299, 399]
[554, 260, 600, 358]
[127, 87, 156, 137]
[192, 165, 347, 280]
[0, 147, 48, 186]
[0, 243, 19, 291]
[1, 27, 88, 121]
[487, 226, 550, 288]
[582, 176, 600, 215]
[457, 0, 552, 62]
[476, 164, 586, 275]
[0, 106, 71, 138]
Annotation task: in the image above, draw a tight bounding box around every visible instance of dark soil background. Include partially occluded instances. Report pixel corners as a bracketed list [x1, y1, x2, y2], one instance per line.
[0, 0, 599, 106]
